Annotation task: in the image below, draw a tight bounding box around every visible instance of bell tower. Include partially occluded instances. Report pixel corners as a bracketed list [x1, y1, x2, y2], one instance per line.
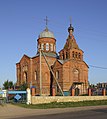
[59, 21, 83, 61]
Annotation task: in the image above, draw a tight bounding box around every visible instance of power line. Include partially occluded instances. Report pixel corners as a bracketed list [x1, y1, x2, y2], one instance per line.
[89, 65, 107, 69]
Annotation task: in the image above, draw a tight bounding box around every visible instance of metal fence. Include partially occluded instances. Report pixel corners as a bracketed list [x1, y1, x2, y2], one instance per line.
[0, 90, 27, 104]
[7, 91, 27, 103]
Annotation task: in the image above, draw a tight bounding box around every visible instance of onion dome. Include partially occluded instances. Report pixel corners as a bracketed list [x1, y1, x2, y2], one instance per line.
[38, 27, 55, 39]
[68, 24, 74, 33]
[64, 24, 79, 50]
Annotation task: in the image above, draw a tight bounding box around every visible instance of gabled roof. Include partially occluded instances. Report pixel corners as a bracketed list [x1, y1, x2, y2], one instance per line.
[19, 54, 31, 63]
[57, 59, 69, 65]
[57, 59, 64, 64]
[64, 34, 79, 50]
[55, 59, 89, 69]
[52, 59, 63, 68]
[53, 59, 69, 66]
[23, 54, 31, 59]
[36, 52, 58, 58]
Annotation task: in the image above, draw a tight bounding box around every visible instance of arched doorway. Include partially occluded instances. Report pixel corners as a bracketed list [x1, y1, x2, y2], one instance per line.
[75, 87, 80, 96]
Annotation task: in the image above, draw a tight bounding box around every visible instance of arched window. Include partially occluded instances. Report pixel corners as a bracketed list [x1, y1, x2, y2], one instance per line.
[41, 43, 44, 50]
[45, 73, 48, 80]
[73, 69, 79, 82]
[34, 71, 37, 80]
[54, 44, 56, 52]
[56, 71, 59, 79]
[72, 51, 75, 58]
[78, 53, 81, 59]
[46, 43, 49, 51]
[50, 44, 53, 51]
[75, 52, 78, 58]
[24, 72, 27, 83]
[66, 52, 68, 59]
[61, 53, 64, 60]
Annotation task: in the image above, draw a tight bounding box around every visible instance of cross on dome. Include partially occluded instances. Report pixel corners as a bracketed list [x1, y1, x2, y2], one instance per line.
[38, 16, 55, 39]
[44, 16, 49, 28]
[68, 17, 74, 34]
[70, 16, 72, 25]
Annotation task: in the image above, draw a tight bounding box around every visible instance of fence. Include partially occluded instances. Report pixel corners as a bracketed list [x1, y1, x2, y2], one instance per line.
[0, 88, 107, 105]
[0, 90, 27, 104]
[30, 87, 107, 96]
[7, 90, 27, 103]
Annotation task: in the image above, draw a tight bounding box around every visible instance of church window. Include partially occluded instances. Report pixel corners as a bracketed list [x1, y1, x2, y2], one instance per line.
[62, 53, 64, 60]
[62, 54, 64, 60]
[34, 71, 37, 80]
[54, 44, 56, 52]
[24, 72, 27, 83]
[46, 43, 49, 51]
[45, 73, 48, 80]
[41, 43, 44, 50]
[50, 44, 53, 51]
[78, 53, 81, 59]
[73, 69, 79, 82]
[56, 71, 59, 79]
[75, 52, 78, 58]
[72, 51, 75, 58]
[66, 52, 68, 59]
[22, 65, 28, 72]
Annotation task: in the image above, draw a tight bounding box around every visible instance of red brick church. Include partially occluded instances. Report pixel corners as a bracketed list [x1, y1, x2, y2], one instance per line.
[16, 20, 89, 96]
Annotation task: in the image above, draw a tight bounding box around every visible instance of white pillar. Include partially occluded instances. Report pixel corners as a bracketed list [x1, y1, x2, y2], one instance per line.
[26, 88, 31, 105]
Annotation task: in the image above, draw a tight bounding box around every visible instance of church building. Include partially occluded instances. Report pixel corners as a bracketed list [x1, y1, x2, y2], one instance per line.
[16, 20, 89, 96]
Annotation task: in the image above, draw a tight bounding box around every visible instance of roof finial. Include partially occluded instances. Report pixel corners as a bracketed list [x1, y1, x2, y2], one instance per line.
[70, 16, 72, 27]
[44, 16, 49, 30]
[68, 16, 74, 34]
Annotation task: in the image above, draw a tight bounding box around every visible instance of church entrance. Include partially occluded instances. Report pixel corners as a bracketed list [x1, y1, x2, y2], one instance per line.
[72, 82, 83, 96]
[75, 87, 80, 96]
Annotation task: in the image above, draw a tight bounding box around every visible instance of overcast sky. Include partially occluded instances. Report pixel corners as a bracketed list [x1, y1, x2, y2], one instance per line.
[0, 0, 107, 86]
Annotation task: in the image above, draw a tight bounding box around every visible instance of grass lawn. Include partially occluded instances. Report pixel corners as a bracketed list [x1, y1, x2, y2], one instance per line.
[13, 100, 107, 109]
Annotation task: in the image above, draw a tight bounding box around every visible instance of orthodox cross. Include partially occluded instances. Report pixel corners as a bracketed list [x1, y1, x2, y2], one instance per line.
[44, 16, 49, 27]
[70, 16, 72, 26]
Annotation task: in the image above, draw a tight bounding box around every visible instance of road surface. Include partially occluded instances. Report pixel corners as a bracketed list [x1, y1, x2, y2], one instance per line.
[12, 108, 107, 119]
[0, 104, 107, 119]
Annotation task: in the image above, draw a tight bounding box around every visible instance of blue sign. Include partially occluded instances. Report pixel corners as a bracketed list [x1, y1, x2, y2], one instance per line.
[8, 91, 26, 94]
[14, 94, 21, 100]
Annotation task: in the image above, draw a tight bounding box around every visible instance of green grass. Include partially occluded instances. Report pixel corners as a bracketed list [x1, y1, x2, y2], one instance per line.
[13, 100, 107, 109]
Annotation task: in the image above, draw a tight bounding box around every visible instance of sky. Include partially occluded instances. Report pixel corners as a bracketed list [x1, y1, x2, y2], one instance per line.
[0, 0, 107, 87]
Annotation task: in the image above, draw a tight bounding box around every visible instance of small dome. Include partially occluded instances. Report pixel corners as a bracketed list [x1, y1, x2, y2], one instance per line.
[68, 24, 74, 32]
[38, 27, 55, 39]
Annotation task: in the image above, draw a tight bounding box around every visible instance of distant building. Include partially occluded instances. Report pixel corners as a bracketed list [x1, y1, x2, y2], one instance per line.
[97, 83, 107, 89]
[16, 20, 89, 96]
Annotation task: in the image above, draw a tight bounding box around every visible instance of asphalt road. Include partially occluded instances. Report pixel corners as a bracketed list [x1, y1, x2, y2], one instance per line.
[12, 108, 107, 119]
[1, 104, 107, 119]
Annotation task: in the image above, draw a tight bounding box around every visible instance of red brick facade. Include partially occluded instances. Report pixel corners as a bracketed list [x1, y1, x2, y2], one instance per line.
[16, 24, 89, 96]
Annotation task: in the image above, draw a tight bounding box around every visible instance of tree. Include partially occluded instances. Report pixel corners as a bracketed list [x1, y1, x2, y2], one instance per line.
[8, 81, 13, 88]
[3, 80, 14, 89]
[19, 82, 28, 91]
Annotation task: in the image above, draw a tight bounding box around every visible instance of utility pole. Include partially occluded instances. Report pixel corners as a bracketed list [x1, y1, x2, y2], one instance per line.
[41, 50, 64, 96]
[39, 48, 42, 96]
